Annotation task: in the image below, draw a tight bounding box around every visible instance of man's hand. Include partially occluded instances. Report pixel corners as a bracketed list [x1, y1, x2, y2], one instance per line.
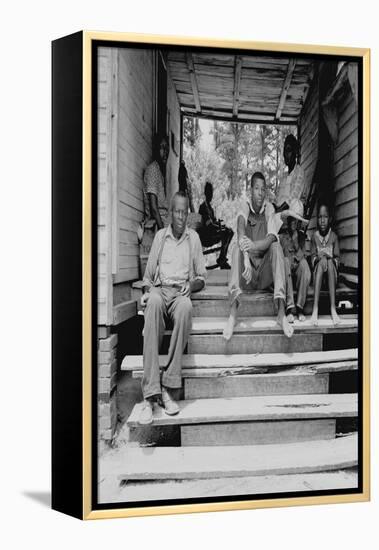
[141, 292, 150, 308]
[179, 282, 191, 297]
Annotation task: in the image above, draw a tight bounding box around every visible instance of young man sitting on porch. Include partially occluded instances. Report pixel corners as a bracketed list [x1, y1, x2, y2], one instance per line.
[138, 191, 206, 425]
[198, 181, 234, 269]
[223, 172, 296, 341]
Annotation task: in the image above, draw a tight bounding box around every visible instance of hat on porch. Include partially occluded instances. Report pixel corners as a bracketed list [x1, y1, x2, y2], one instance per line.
[287, 199, 308, 225]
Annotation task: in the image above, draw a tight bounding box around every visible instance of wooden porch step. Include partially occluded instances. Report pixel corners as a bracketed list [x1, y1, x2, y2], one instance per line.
[121, 348, 358, 377]
[181, 419, 337, 446]
[188, 333, 323, 354]
[109, 470, 358, 502]
[177, 315, 358, 335]
[127, 393, 357, 428]
[183, 371, 330, 399]
[191, 285, 357, 317]
[117, 433, 358, 481]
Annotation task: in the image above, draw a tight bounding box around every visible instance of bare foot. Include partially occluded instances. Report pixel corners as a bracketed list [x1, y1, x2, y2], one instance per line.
[310, 311, 319, 326]
[223, 314, 236, 340]
[277, 314, 294, 338]
[298, 312, 306, 322]
[287, 312, 295, 324]
[331, 308, 340, 325]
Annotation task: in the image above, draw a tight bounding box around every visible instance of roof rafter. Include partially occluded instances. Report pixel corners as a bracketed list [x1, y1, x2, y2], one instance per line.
[186, 53, 201, 114]
[275, 59, 296, 121]
[232, 56, 243, 117]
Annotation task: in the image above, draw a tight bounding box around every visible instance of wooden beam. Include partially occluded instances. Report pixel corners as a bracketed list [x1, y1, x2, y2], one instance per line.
[186, 53, 201, 113]
[182, 108, 298, 125]
[232, 56, 242, 117]
[275, 59, 296, 121]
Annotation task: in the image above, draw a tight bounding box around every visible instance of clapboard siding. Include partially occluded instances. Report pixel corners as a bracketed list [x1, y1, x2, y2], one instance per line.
[166, 69, 181, 201]
[116, 48, 154, 284]
[299, 73, 319, 214]
[299, 72, 319, 237]
[108, 48, 181, 290]
[97, 48, 115, 325]
[333, 77, 359, 274]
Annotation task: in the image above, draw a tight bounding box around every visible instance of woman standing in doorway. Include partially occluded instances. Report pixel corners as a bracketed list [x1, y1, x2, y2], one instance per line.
[143, 134, 170, 229]
[275, 133, 305, 210]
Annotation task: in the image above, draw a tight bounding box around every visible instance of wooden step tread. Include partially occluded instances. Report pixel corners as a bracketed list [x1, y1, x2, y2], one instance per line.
[187, 316, 358, 334]
[127, 393, 357, 427]
[122, 348, 358, 372]
[116, 434, 358, 481]
[193, 284, 356, 300]
[108, 470, 358, 502]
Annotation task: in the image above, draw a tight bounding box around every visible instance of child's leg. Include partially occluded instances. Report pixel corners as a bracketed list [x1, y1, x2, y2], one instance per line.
[223, 300, 239, 340]
[311, 259, 326, 325]
[327, 259, 340, 324]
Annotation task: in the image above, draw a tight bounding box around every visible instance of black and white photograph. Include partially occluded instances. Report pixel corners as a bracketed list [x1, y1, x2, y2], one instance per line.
[95, 42, 363, 507]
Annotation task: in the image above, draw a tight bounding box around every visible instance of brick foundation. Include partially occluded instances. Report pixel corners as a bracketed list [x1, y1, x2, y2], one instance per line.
[98, 331, 118, 441]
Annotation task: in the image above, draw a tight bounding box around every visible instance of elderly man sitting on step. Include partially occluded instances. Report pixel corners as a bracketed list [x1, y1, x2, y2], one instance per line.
[139, 191, 206, 425]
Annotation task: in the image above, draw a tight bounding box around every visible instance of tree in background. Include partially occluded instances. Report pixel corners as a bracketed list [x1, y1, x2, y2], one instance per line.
[182, 116, 297, 238]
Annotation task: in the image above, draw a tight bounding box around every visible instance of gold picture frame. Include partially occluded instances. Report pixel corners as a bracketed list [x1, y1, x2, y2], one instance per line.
[52, 31, 370, 520]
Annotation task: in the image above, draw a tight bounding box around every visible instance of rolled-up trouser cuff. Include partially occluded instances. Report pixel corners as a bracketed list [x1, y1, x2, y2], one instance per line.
[143, 385, 162, 400]
[161, 372, 182, 388]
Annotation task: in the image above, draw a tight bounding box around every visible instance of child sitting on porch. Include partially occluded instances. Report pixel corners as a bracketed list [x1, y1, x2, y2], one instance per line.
[310, 203, 340, 326]
[280, 214, 311, 323]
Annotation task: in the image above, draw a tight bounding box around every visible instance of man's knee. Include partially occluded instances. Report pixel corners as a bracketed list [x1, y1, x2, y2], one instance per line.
[270, 240, 284, 261]
[146, 291, 163, 311]
[174, 296, 192, 318]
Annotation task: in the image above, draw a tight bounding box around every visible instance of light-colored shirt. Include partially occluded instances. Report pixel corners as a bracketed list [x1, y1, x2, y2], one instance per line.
[276, 163, 305, 206]
[239, 200, 283, 241]
[143, 160, 169, 223]
[143, 224, 206, 289]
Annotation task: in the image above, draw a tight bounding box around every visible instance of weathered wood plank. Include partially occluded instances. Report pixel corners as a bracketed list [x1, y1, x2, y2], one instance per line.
[109, 470, 358, 502]
[113, 267, 139, 284]
[184, 372, 329, 399]
[275, 59, 296, 120]
[181, 419, 336, 446]
[122, 348, 358, 371]
[127, 393, 357, 428]
[188, 333, 323, 355]
[334, 132, 358, 163]
[186, 316, 358, 335]
[116, 434, 358, 480]
[336, 219, 358, 238]
[335, 182, 358, 206]
[113, 300, 137, 325]
[131, 360, 357, 379]
[334, 146, 358, 178]
[335, 198, 358, 222]
[334, 164, 358, 192]
[340, 251, 358, 269]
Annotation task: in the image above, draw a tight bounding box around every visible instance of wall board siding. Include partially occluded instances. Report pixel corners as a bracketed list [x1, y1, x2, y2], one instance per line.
[299, 73, 319, 209]
[332, 75, 359, 274]
[116, 48, 154, 284]
[97, 47, 115, 325]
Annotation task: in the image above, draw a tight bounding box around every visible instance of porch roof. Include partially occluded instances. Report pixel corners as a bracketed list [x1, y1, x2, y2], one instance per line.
[167, 51, 314, 124]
